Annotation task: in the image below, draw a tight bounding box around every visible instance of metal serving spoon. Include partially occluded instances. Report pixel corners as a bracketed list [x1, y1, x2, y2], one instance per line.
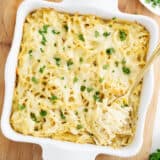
[108, 43, 160, 106]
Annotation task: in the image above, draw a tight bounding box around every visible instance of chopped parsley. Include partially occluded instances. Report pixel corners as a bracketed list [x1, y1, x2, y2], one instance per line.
[94, 31, 100, 38]
[67, 59, 73, 67]
[39, 65, 46, 73]
[61, 77, 64, 80]
[145, 0, 160, 8]
[112, 17, 117, 20]
[121, 58, 126, 65]
[73, 77, 78, 83]
[99, 77, 104, 83]
[103, 32, 111, 37]
[103, 64, 109, 70]
[76, 124, 83, 129]
[93, 91, 102, 102]
[40, 48, 44, 53]
[121, 104, 129, 108]
[84, 108, 88, 112]
[39, 25, 49, 34]
[18, 104, 26, 110]
[87, 87, 94, 93]
[40, 110, 47, 117]
[31, 77, 38, 84]
[106, 48, 115, 55]
[30, 112, 38, 122]
[119, 30, 127, 41]
[28, 50, 33, 57]
[60, 111, 66, 120]
[78, 34, 85, 41]
[80, 85, 86, 92]
[50, 95, 58, 103]
[149, 148, 160, 160]
[75, 111, 78, 115]
[122, 66, 131, 74]
[52, 29, 60, 35]
[54, 57, 61, 66]
[29, 50, 32, 54]
[41, 35, 47, 45]
[79, 57, 83, 63]
[42, 25, 49, 33]
[115, 61, 119, 67]
[64, 25, 68, 32]
[39, 25, 49, 45]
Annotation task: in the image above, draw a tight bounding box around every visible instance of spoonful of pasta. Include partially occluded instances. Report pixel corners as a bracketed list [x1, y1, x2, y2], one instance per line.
[108, 43, 160, 106]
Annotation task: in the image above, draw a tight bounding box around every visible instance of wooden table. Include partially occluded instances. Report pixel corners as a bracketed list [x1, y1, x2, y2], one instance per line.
[0, 0, 160, 159]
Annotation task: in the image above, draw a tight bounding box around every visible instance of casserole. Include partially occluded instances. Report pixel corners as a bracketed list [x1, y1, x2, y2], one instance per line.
[1, 0, 159, 159]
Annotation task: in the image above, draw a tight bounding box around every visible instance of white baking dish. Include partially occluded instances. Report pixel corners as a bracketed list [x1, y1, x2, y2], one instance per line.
[1, 0, 159, 159]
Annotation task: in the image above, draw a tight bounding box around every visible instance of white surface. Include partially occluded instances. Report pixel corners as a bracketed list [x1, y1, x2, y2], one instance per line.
[151, 92, 160, 152]
[140, 0, 160, 16]
[0, 0, 159, 159]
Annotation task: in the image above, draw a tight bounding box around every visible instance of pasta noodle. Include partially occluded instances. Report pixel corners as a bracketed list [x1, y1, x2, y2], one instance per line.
[10, 8, 149, 148]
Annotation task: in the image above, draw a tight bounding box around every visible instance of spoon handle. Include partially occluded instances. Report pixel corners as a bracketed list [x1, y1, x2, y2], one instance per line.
[128, 43, 160, 97]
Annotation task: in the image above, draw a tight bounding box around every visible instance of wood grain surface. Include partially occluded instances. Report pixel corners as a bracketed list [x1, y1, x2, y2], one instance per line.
[0, 0, 160, 160]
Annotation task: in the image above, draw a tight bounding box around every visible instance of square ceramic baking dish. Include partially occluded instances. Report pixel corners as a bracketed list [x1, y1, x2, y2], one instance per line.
[1, 0, 159, 159]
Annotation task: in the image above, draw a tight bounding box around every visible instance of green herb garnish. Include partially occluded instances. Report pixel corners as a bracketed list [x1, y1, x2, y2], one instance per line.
[122, 66, 130, 74]
[39, 65, 46, 73]
[77, 124, 83, 129]
[39, 25, 49, 34]
[106, 48, 115, 55]
[99, 77, 104, 83]
[30, 112, 38, 122]
[67, 59, 73, 67]
[121, 58, 126, 65]
[41, 35, 47, 45]
[40, 110, 47, 117]
[95, 31, 100, 38]
[87, 87, 94, 93]
[54, 43, 57, 47]
[78, 34, 85, 41]
[121, 104, 129, 108]
[149, 148, 160, 160]
[60, 111, 66, 120]
[145, 0, 160, 8]
[50, 95, 58, 103]
[79, 57, 83, 63]
[115, 61, 119, 67]
[28, 50, 33, 57]
[73, 77, 78, 83]
[54, 57, 61, 66]
[103, 64, 109, 70]
[18, 104, 26, 110]
[119, 30, 127, 41]
[80, 85, 86, 92]
[31, 77, 38, 84]
[112, 17, 117, 20]
[64, 25, 69, 32]
[103, 32, 110, 37]
[52, 29, 60, 35]
[84, 108, 88, 112]
[93, 91, 102, 102]
[40, 48, 44, 53]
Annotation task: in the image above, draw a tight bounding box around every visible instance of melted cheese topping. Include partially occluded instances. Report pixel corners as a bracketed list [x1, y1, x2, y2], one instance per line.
[10, 8, 149, 148]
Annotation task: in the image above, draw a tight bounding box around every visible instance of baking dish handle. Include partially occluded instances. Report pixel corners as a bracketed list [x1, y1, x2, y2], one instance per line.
[61, 0, 120, 13]
[41, 144, 98, 160]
